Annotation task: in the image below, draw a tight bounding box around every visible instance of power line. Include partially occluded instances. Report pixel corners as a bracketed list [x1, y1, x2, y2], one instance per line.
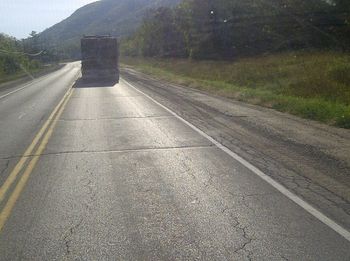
[0, 49, 44, 56]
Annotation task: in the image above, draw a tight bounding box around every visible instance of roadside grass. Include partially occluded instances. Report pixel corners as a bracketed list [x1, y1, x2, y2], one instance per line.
[0, 71, 32, 85]
[121, 52, 350, 129]
[0, 64, 61, 86]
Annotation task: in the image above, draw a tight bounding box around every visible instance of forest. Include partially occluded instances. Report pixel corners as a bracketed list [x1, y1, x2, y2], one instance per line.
[0, 32, 58, 83]
[121, 0, 350, 59]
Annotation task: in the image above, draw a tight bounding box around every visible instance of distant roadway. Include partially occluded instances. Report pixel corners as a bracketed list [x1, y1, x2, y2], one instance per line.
[0, 63, 349, 260]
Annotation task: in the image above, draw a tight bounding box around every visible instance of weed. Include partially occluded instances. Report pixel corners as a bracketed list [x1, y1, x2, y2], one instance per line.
[121, 52, 350, 129]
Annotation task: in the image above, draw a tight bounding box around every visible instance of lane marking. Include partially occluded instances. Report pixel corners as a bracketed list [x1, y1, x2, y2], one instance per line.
[0, 82, 39, 100]
[0, 65, 68, 100]
[122, 78, 350, 242]
[0, 87, 73, 202]
[0, 89, 74, 232]
[18, 112, 27, 120]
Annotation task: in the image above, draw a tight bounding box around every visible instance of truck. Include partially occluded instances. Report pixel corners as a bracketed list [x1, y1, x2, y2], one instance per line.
[80, 35, 119, 82]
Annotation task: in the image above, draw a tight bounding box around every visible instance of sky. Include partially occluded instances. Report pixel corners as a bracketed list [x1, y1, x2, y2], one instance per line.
[0, 0, 99, 39]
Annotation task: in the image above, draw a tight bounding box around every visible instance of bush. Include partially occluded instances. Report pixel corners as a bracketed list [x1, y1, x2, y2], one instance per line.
[336, 113, 350, 128]
[328, 63, 350, 86]
[2, 56, 20, 74]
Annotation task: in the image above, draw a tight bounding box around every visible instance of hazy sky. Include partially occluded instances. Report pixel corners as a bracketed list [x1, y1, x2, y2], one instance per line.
[0, 0, 99, 39]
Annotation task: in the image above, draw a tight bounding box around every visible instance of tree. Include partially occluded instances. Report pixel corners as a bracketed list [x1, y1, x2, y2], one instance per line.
[121, 0, 350, 60]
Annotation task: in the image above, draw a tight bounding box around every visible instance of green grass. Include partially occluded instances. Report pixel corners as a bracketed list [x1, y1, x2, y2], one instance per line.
[0, 65, 60, 86]
[121, 52, 350, 129]
[0, 72, 32, 85]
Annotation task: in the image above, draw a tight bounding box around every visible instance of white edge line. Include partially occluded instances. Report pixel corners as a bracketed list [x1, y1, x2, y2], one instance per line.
[0, 83, 34, 100]
[0, 65, 68, 100]
[121, 78, 350, 242]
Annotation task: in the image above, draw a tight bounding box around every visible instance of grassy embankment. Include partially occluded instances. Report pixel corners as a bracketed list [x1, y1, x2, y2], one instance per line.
[0, 64, 61, 86]
[122, 52, 350, 129]
[0, 68, 39, 85]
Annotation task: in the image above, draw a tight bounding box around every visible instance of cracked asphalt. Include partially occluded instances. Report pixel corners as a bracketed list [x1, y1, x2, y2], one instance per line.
[121, 67, 350, 230]
[0, 63, 349, 260]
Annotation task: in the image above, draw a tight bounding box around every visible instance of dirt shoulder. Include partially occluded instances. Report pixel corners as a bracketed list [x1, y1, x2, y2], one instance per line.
[121, 55, 350, 129]
[121, 67, 350, 229]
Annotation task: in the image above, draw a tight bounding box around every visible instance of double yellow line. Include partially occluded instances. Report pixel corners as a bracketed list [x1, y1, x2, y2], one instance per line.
[0, 87, 74, 232]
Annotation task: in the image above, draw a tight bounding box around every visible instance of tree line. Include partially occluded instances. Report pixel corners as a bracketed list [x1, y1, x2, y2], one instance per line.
[121, 0, 350, 59]
[0, 32, 59, 80]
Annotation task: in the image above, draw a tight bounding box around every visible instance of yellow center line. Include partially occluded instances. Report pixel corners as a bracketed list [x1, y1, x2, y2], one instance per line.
[0, 87, 73, 202]
[0, 89, 74, 232]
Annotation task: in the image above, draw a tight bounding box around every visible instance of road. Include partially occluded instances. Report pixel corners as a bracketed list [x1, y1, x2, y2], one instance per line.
[0, 63, 349, 260]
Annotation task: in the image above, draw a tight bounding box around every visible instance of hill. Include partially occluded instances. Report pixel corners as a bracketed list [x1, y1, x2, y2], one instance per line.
[38, 0, 180, 58]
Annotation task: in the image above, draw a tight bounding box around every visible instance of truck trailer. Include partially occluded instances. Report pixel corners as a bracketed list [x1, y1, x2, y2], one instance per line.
[81, 35, 119, 82]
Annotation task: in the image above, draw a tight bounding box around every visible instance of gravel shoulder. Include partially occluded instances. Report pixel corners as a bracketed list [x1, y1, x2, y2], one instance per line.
[121, 67, 350, 229]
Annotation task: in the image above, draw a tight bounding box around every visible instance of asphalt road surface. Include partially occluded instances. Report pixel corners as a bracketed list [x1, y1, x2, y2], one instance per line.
[0, 63, 349, 260]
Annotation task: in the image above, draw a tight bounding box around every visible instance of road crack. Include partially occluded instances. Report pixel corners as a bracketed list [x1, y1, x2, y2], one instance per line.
[221, 207, 256, 260]
[61, 166, 97, 256]
[63, 218, 84, 255]
[228, 223, 255, 261]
